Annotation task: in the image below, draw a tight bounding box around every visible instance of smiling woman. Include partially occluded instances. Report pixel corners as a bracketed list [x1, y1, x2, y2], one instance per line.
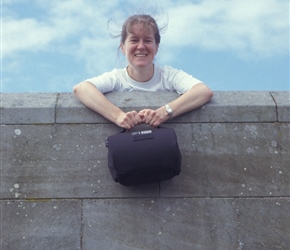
[120, 16, 160, 82]
[73, 14, 213, 129]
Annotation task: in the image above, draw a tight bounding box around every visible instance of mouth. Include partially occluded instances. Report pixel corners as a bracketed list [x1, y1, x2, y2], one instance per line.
[135, 53, 147, 57]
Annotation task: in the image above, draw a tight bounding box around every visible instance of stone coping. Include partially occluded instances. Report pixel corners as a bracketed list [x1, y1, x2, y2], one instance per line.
[1, 91, 289, 124]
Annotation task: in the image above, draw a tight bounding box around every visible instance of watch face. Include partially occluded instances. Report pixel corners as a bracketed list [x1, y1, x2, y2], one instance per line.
[165, 105, 172, 116]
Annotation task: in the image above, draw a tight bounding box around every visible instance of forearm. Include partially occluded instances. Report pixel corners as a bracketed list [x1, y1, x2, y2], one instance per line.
[168, 83, 213, 118]
[73, 81, 142, 129]
[73, 81, 123, 122]
[139, 83, 213, 127]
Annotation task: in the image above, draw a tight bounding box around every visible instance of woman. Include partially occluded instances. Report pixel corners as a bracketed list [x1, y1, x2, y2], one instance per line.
[73, 14, 213, 129]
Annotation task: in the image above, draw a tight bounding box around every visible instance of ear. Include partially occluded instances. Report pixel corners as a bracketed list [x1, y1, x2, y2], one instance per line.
[120, 43, 125, 54]
[155, 44, 159, 55]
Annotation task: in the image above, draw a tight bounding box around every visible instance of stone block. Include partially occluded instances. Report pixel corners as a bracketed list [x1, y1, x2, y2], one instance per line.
[238, 198, 290, 249]
[0, 93, 57, 124]
[1, 124, 159, 199]
[82, 198, 238, 250]
[56, 93, 109, 124]
[56, 91, 278, 124]
[195, 91, 277, 122]
[161, 123, 290, 197]
[0, 200, 81, 250]
[2, 122, 289, 199]
[271, 91, 290, 122]
[56, 92, 180, 124]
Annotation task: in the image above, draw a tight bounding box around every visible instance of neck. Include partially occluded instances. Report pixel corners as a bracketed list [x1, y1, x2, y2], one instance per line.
[127, 64, 154, 82]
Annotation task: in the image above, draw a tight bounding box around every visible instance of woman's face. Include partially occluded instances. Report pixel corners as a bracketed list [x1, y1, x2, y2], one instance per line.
[121, 23, 159, 70]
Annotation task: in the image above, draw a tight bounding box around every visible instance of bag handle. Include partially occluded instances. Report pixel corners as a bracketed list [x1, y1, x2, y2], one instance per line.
[106, 126, 162, 147]
[121, 125, 161, 134]
[122, 125, 162, 141]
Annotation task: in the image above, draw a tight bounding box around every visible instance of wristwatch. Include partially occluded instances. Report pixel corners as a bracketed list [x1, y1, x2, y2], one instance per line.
[165, 104, 173, 119]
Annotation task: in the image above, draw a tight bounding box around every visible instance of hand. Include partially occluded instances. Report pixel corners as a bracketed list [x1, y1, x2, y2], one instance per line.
[139, 107, 168, 127]
[116, 110, 142, 129]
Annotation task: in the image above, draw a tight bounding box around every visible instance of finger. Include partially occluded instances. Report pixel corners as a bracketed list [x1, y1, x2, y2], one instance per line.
[122, 120, 133, 129]
[150, 117, 157, 127]
[150, 113, 163, 127]
[120, 122, 131, 130]
[135, 113, 143, 124]
[153, 119, 162, 127]
[131, 113, 142, 125]
[125, 111, 138, 125]
[123, 117, 136, 129]
[138, 110, 148, 122]
[138, 109, 146, 114]
[132, 112, 146, 126]
[143, 111, 152, 123]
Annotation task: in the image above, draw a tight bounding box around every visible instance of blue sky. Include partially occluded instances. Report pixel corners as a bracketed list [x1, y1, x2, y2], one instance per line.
[1, 0, 289, 93]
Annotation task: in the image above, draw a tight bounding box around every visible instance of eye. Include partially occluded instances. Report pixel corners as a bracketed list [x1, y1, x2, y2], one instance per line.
[129, 37, 138, 43]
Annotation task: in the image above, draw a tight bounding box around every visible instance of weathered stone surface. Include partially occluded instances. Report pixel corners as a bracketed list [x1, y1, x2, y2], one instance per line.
[55, 91, 278, 124]
[190, 91, 277, 122]
[1, 124, 159, 199]
[0, 200, 82, 250]
[161, 123, 290, 197]
[0, 93, 57, 124]
[238, 198, 290, 250]
[2, 122, 289, 199]
[1, 92, 289, 250]
[1, 92, 286, 124]
[56, 92, 109, 124]
[271, 91, 290, 122]
[56, 91, 182, 124]
[82, 198, 238, 250]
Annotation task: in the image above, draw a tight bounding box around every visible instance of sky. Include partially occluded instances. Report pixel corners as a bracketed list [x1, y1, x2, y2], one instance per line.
[1, 0, 289, 93]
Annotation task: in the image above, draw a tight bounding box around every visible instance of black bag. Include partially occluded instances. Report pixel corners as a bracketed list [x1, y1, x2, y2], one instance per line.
[105, 126, 181, 186]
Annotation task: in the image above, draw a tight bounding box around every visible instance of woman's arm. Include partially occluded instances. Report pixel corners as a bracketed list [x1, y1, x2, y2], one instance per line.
[73, 81, 142, 129]
[139, 83, 213, 126]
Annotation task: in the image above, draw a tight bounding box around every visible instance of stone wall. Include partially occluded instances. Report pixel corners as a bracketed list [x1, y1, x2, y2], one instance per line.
[1, 91, 289, 250]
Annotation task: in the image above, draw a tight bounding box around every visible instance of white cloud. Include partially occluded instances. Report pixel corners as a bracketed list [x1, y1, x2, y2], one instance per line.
[2, 1, 123, 72]
[2, 0, 289, 78]
[2, 17, 56, 57]
[162, 0, 289, 58]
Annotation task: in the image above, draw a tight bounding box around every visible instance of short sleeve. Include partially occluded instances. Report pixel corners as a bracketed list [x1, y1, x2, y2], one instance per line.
[162, 66, 202, 94]
[85, 69, 121, 94]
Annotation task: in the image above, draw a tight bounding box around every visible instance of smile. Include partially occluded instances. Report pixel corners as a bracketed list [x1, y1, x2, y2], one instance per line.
[135, 54, 147, 57]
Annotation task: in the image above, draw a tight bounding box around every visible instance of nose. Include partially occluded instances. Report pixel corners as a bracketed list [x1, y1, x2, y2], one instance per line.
[137, 40, 145, 49]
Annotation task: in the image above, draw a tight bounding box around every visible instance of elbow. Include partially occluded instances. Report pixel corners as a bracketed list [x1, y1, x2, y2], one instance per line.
[73, 84, 79, 95]
[73, 81, 89, 96]
[207, 87, 214, 100]
[73, 82, 82, 95]
[199, 83, 214, 102]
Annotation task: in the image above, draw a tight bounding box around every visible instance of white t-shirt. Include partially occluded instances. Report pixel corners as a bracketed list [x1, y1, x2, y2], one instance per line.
[86, 64, 202, 94]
